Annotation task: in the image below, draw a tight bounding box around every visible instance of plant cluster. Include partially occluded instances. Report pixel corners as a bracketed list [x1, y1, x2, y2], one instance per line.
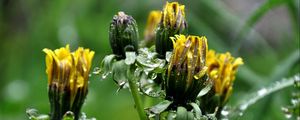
[26, 1, 299, 120]
[97, 2, 243, 120]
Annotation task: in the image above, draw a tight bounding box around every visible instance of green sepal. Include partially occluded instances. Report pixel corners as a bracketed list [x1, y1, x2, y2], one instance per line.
[147, 100, 173, 115]
[176, 106, 188, 120]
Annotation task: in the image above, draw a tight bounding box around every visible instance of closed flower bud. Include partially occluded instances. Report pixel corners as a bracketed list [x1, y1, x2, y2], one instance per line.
[109, 11, 139, 59]
[201, 50, 243, 114]
[156, 2, 187, 58]
[165, 35, 208, 105]
[43, 45, 94, 120]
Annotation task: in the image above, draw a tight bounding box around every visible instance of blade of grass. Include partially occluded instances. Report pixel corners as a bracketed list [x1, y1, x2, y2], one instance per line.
[253, 49, 299, 119]
[268, 50, 300, 83]
[228, 73, 299, 119]
[234, 0, 292, 52]
[230, 49, 299, 119]
[285, 0, 300, 44]
[236, 0, 288, 38]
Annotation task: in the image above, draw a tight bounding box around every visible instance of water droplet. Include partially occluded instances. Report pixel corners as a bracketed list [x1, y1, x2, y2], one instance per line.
[81, 112, 87, 119]
[165, 51, 172, 62]
[220, 106, 232, 119]
[139, 75, 164, 97]
[136, 48, 165, 69]
[26, 108, 38, 117]
[291, 98, 299, 105]
[281, 107, 289, 112]
[26, 108, 50, 119]
[125, 52, 136, 65]
[257, 88, 267, 96]
[134, 68, 143, 77]
[101, 72, 109, 79]
[63, 111, 75, 120]
[221, 109, 229, 116]
[96, 55, 116, 80]
[36, 114, 50, 119]
[239, 112, 243, 116]
[149, 72, 157, 80]
[294, 75, 300, 81]
[285, 113, 292, 119]
[239, 104, 248, 111]
[92, 67, 101, 75]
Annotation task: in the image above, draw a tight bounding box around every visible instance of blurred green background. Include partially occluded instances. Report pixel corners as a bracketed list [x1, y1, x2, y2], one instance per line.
[0, 0, 299, 119]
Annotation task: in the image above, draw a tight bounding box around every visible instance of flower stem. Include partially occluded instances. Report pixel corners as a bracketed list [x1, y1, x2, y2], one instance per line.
[127, 67, 146, 120]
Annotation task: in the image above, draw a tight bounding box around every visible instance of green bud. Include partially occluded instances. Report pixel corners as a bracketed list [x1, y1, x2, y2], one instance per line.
[109, 11, 139, 59]
[155, 2, 187, 58]
[165, 35, 208, 105]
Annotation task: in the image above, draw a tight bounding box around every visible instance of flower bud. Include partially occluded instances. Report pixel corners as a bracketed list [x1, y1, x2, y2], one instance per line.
[201, 50, 243, 114]
[43, 45, 94, 120]
[165, 35, 208, 105]
[207, 50, 243, 105]
[142, 10, 162, 47]
[156, 2, 187, 58]
[109, 11, 139, 59]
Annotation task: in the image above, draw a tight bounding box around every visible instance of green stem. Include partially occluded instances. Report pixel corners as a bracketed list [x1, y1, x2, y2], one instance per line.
[143, 96, 153, 108]
[127, 67, 146, 120]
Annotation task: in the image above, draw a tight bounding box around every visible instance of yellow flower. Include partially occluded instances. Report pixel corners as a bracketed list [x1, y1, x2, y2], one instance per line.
[206, 50, 243, 104]
[155, 2, 187, 58]
[165, 34, 208, 104]
[43, 45, 94, 120]
[162, 2, 186, 29]
[144, 10, 161, 41]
